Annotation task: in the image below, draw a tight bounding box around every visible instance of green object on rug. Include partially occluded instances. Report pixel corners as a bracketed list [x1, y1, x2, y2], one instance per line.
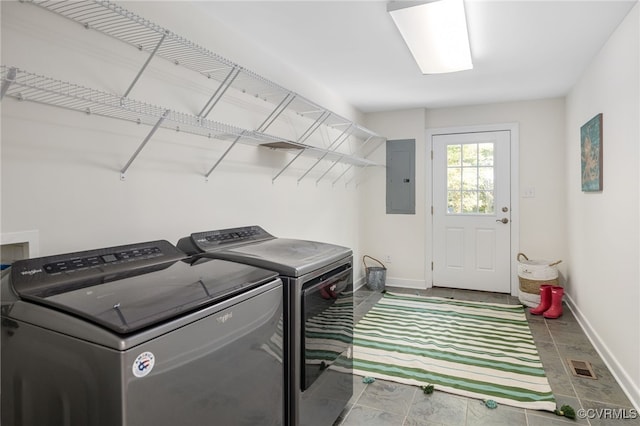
[554, 404, 576, 420]
[362, 376, 375, 384]
[340, 292, 557, 412]
[420, 384, 434, 394]
[484, 399, 498, 409]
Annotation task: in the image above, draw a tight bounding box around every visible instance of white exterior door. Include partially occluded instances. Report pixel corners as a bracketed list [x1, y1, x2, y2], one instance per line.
[432, 131, 511, 292]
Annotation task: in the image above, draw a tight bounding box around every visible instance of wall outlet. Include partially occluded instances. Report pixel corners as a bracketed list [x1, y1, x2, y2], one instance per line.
[385, 255, 392, 263]
[523, 187, 536, 198]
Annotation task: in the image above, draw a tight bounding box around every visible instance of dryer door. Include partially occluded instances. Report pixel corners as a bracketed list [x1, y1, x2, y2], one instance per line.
[300, 264, 353, 391]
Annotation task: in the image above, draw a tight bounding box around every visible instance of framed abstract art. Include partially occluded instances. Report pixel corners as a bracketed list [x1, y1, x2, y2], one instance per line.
[580, 113, 603, 192]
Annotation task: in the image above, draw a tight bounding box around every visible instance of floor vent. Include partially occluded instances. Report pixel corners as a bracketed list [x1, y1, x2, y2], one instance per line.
[567, 358, 597, 379]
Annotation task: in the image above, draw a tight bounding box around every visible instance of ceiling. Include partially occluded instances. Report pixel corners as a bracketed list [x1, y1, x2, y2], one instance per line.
[184, 0, 636, 113]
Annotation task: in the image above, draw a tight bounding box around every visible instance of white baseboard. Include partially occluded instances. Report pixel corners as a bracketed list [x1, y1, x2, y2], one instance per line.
[565, 292, 640, 411]
[385, 277, 427, 290]
[354, 276, 426, 291]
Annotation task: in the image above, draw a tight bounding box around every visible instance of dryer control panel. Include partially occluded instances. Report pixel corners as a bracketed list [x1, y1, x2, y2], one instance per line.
[10, 240, 184, 297]
[177, 225, 274, 254]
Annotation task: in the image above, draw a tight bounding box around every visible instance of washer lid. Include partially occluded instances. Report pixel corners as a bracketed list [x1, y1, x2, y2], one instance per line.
[212, 238, 352, 277]
[9, 241, 278, 334]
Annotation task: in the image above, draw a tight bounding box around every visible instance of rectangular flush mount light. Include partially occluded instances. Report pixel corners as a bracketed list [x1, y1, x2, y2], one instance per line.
[389, 0, 473, 74]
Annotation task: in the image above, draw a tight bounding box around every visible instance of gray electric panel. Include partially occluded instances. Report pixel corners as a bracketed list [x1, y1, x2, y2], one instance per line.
[386, 139, 416, 214]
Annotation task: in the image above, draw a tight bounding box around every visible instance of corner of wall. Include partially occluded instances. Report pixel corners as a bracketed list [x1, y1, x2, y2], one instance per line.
[564, 2, 640, 411]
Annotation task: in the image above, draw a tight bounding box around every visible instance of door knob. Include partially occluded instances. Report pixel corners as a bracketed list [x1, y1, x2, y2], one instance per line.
[496, 218, 509, 224]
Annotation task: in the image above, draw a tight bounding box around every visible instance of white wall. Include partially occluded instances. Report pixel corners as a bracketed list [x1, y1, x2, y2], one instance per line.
[361, 109, 426, 288]
[426, 99, 568, 282]
[362, 99, 567, 290]
[564, 3, 639, 409]
[0, 1, 363, 269]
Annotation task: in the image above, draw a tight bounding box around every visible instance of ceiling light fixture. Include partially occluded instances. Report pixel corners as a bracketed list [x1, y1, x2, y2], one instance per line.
[388, 0, 473, 74]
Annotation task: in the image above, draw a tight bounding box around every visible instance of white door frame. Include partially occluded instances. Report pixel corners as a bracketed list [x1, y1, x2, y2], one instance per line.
[425, 123, 520, 296]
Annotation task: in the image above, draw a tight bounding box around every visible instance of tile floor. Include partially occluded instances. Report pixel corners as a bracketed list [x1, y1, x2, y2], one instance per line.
[334, 286, 639, 426]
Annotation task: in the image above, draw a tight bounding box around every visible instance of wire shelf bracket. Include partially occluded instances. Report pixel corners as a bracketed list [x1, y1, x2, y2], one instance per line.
[123, 31, 167, 98]
[271, 111, 330, 183]
[120, 109, 169, 180]
[256, 92, 296, 133]
[332, 165, 353, 187]
[204, 134, 241, 181]
[203, 92, 298, 181]
[0, 67, 17, 100]
[298, 124, 352, 184]
[198, 66, 241, 120]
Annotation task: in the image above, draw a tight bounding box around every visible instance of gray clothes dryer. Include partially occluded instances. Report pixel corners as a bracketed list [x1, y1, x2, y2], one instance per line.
[177, 226, 354, 426]
[1, 240, 284, 426]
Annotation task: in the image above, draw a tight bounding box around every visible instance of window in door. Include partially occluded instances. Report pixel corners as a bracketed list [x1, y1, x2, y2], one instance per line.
[446, 143, 495, 214]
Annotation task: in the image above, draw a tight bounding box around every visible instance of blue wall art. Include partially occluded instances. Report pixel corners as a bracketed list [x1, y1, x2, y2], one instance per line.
[580, 113, 603, 192]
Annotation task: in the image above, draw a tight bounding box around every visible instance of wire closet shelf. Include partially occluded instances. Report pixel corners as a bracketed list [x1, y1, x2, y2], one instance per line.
[19, 0, 385, 183]
[0, 66, 378, 181]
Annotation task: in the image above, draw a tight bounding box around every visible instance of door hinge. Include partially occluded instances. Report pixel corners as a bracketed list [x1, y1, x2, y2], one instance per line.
[431, 150, 433, 160]
[431, 206, 434, 215]
[431, 261, 434, 271]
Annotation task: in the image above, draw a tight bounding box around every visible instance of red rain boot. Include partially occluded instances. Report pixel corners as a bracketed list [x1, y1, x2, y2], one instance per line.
[543, 286, 564, 319]
[530, 284, 552, 315]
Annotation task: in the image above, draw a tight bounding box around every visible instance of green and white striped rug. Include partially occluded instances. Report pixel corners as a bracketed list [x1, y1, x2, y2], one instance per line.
[352, 292, 556, 411]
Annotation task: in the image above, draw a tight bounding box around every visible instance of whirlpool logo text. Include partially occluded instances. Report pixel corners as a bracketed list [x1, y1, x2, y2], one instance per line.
[217, 312, 233, 323]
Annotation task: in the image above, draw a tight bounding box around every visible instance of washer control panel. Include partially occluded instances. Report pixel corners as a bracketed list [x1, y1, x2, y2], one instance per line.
[10, 240, 183, 298]
[43, 246, 163, 274]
